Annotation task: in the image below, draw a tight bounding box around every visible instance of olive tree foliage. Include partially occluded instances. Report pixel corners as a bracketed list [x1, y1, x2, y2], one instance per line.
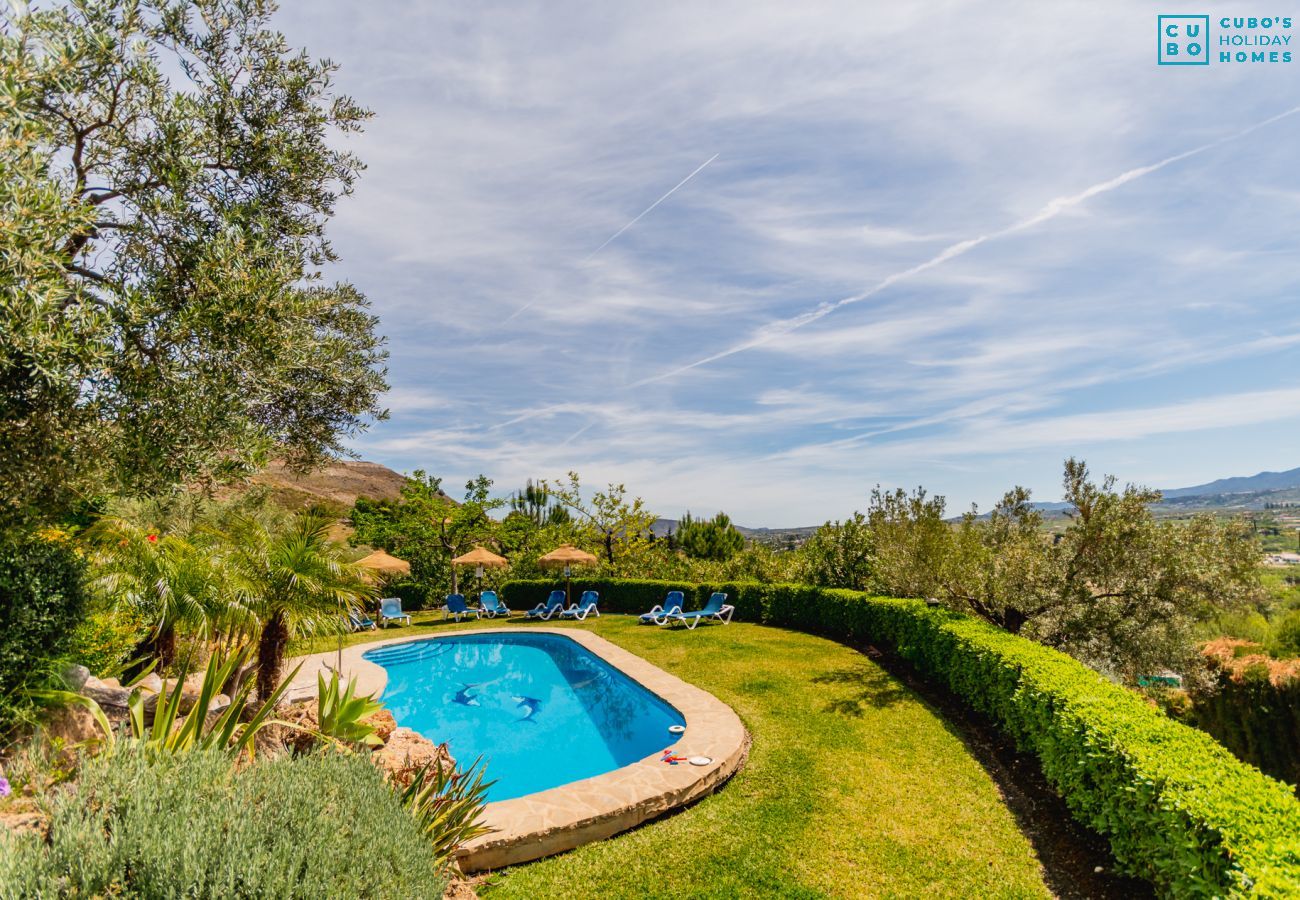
[543, 472, 658, 575]
[944, 486, 1053, 634]
[798, 511, 874, 590]
[864, 486, 951, 599]
[1025, 460, 1260, 679]
[0, 0, 387, 528]
[860, 459, 1263, 679]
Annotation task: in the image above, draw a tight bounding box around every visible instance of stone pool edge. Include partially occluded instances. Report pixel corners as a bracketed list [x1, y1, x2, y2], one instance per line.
[285, 625, 750, 872]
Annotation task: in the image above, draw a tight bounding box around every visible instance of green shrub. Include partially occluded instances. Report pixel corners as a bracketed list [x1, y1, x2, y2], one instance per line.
[63, 605, 149, 676]
[400, 757, 494, 867]
[0, 747, 446, 898]
[0, 530, 88, 725]
[1190, 670, 1300, 799]
[1268, 609, 1300, 658]
[387, 578, 439, 610]
[540, 576, 1300, 896]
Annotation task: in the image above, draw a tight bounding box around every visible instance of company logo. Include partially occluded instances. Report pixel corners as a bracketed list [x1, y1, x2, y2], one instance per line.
[1159, 15, 1210, 64]
[1158, 14, 1294, 65]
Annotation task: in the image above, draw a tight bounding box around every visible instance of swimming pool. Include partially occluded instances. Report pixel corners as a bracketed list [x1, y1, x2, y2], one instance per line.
[364, 632, 686, 801]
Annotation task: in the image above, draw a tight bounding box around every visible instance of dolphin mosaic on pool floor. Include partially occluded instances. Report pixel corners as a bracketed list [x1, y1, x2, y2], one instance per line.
[287, 626, 749, 871]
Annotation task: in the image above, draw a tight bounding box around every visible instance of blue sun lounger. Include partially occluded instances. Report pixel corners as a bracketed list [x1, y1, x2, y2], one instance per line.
[662, 592, 734, 630]
[560, 590, 600, 621]
[379, 596, 411, 626]
[479, 590, 511, 618]
[639, 590, 685, 625]
[347, 608, 377, 631]
[525, 590, 567, 620]
[443, 594, 480, 622]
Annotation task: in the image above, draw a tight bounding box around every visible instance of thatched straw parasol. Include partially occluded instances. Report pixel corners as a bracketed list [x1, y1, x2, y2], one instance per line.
[452, 546, 509, 593]
[355, 549, 411, 578]
[343, 550, 410, 668]
[537, 544, 598, 604]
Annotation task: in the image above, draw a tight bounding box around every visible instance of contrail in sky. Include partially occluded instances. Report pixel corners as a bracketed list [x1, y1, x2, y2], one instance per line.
[583, 152, 720, 262]
[503, 152, 720, 325]
[631, 105, 1300, 387]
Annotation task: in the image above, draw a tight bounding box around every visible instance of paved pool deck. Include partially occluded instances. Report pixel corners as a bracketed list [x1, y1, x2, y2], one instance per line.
[286, 624, 749, 871]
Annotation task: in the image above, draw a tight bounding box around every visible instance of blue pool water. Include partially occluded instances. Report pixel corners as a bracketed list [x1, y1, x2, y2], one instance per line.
[364, 633, 685, 801]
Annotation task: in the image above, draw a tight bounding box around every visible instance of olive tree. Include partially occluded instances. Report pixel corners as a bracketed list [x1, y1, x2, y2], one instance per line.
[798, 512, 874, 590]
[0, 0, 387, 528]
[938, 460, 1262, 678]
[544, 472, 658, 575]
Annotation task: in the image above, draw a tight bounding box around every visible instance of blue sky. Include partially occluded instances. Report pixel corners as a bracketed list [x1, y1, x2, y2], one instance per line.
[277, 1, 1300, 525]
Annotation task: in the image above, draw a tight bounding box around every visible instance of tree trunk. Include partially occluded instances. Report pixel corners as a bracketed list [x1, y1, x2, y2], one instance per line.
[256, 608, 289, 704]
[125, 622, 176, 680]
[1001, 607, 1029, 634]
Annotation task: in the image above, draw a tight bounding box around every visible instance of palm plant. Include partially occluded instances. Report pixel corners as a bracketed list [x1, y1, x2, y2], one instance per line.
[225, 508, 375, 702]
[86, 518, 249, 668]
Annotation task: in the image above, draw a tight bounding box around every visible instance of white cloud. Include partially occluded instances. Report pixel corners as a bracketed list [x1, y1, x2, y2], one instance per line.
[267, 0, 1300, 523]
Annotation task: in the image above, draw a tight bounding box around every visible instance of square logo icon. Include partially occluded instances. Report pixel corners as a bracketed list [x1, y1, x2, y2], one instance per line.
[1158, 15, 1211, 65]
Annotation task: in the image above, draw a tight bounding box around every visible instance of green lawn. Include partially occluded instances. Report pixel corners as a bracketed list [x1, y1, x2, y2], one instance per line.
[295, 614, 1050, 899]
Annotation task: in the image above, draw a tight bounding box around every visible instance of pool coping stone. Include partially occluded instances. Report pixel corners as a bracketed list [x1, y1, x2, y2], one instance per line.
[286, 623, 749, 871]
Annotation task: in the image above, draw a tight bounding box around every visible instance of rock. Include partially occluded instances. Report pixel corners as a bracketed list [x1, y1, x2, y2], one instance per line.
[41, 703, 108, 747]
[443, 874, 484, 900]
[81, 675, 131, 711]
[365, 709, 397, 743]
[148, 676, 204, 714]
[62, 664, 90, 692]
[279, 700, 320, 754]
[374, 728, 456, 787]
[251, 722, 292, 759]
[136, 673, 163, 694]
[210, 694, 231, 715]
[0, 808, 47, 841]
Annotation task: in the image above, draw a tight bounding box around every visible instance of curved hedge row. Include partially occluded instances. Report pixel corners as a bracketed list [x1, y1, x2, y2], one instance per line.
[500, 578, 1300, 897]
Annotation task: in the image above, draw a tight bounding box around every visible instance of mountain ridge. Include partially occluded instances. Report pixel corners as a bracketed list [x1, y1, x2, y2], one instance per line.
[1161, 466, 1300, 499]
[244, 459, 1300, 531]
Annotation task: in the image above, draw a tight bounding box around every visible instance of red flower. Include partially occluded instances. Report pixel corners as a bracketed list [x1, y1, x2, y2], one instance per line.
[146, 534, 158, 543]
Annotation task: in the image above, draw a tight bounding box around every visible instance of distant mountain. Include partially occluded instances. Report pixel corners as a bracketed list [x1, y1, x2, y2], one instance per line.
[957, 467, 1300, 522]
[652, 517, 818, 540]
[240, 459, 411, 510]
[1161, 467, 1300, 500]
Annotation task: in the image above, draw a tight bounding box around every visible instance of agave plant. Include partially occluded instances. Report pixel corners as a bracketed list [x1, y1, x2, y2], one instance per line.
[316, 670, 384, 749]
[399, 756, 495, 871]
[126, 647, 299, 758]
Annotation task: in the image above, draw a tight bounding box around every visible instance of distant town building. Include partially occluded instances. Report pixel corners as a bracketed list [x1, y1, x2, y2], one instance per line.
[1264, 552, 1300, 566]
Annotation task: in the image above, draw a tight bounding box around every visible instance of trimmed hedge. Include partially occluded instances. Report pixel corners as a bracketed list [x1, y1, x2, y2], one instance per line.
[501, 578, 1300, 897]
[500, 578, 699, 616]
